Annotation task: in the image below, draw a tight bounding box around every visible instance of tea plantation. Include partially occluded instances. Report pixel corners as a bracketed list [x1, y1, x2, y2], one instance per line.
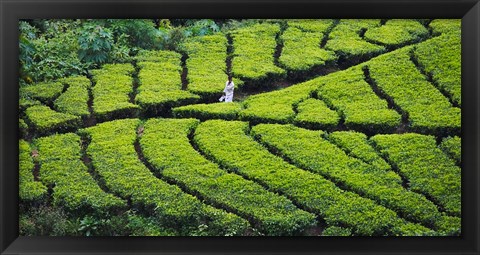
[19, 19, 461, 236]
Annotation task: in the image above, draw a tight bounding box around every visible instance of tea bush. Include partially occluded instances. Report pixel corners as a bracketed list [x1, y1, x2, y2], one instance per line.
[251, 124, 446, 228]
[293, 98, 340, 130]
[34, 133, 126, 213]
[316, 67, 401, 133]
[326, 131, 391, 172]
[367, 48, 460, 135]
[25, 105, 81, 134]
[173, 102, 243, 120]
[239, 78, 320, 124]
[325, 19, 385, 60]
[54, 76, 91, 117]
[371, 133, 461, 216]
[194, 120, 410, 236]
[279, 27, 336, 72]
[414, 33, 461, 106]
[364, 20, 429, 47]
[135, 50, 199, 114]
[182, 35, 243, 97]
[20, 81, 65, 105]
[140, 118, 317, 235]
[83, 119, 250, 235]
[19, 140, 48, 202]
[91, 63, 140, 121]
[230, 23, 286, 81]
[440, 136, 461, 164]
[287, 19, 333, 32]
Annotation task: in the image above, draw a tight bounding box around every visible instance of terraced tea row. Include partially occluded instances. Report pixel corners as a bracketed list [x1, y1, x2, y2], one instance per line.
[134, 50, 199, 114]
[19, 19, 456, 138]
[81, 119, 250, 236]
[19, 117, 461, 235]
[250, 124, 460, 232]
[34, 133, 126, 212]
[139, 118, 316, 235]
[194, 120, 438, 236]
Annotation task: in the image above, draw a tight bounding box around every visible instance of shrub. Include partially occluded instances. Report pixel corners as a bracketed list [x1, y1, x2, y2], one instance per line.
[316, 67, 401, 133]
[140, 118, 317, 235]
[414, 33, 461, 106]
[19, 97, 41, 112]
[287, 19, 333, 32]
[429, 19, 461, 36]
[19, 140, 48, 202]
[78, 24, 114, 65]
[19, 206, 77, 236]
[251, 124, 444, 227]
[83, 119, 250, 235]
[230, 23, 286, 82]
[127, 213, 177, 236]
[293, 98, 340, 130]
[173, 102, 243, 120]
[239, 78, 320, 124]
[440, 136, 461, 164]
[279, 27, 337, 72]
[326, 131, 391, 172]
[182, 35, 243, 98]
[54, 76, 91, 117]
[91, 63, 140, 121]
[370, 133, 461, 217]
[194, 120, 407, 236]
[325, 19, 386, 60]
[24, 105, 81, 134]
[322, 226, 352, 236]
[364, 19, 429, 48]
[19, 119, 29, 138]
[34, 133, 126, 213]
[20, 81, 64, 105]
[367, 48, 460, 135]
[135, 51, 200, 114]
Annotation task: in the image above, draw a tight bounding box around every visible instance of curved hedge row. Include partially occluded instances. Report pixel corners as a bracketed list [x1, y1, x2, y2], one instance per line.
[414, 33, 461, 106]
[279, 26, 336, 72]
[429, 19, 461, 36]
[364, 20, 429, 48]
[230, 23, 286, 82]
[239, 78, 320, 124]
[440, 136, 461, 165]
[19, 140, 48, 202]
[250, 124, 449, 229]
[287, 19, 333, 32]
[325, 19, 385, 60]
[293, 98, 340, 130]
[370, 133, 461, 216]
[83, 119, 250, 235]
[54, 76, 91, 117]
[140, 118, 317, 235]
[316, 67, 401, 133]
[172, 102, 243, 121]
[24, 105, 81, 135]
[193, 120, 427, 236]
[182, 35, 243, 98]
[20, 81, 65, 105]
[34, 133, 125, 213]
[367, 48, 460, 135]
[326, 131, 391, 172]
[91, 63, 140, 121]
[135, 51, 199, 114]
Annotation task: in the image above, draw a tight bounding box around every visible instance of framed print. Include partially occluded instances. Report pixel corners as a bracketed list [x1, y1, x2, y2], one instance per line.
[1, 0, 479, 254]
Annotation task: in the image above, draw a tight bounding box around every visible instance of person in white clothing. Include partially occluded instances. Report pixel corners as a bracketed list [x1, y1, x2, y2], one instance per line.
[221, 76, 234, 103]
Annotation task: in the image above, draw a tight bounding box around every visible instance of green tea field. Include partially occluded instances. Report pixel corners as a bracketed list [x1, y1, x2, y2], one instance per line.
[19, 19, 461, 236]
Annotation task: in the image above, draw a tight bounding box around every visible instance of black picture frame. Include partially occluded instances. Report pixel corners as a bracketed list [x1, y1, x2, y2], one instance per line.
[1, 0, 479, 254]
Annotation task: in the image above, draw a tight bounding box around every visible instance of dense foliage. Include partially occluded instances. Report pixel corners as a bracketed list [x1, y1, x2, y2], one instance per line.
[19, 19, 461, 237]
